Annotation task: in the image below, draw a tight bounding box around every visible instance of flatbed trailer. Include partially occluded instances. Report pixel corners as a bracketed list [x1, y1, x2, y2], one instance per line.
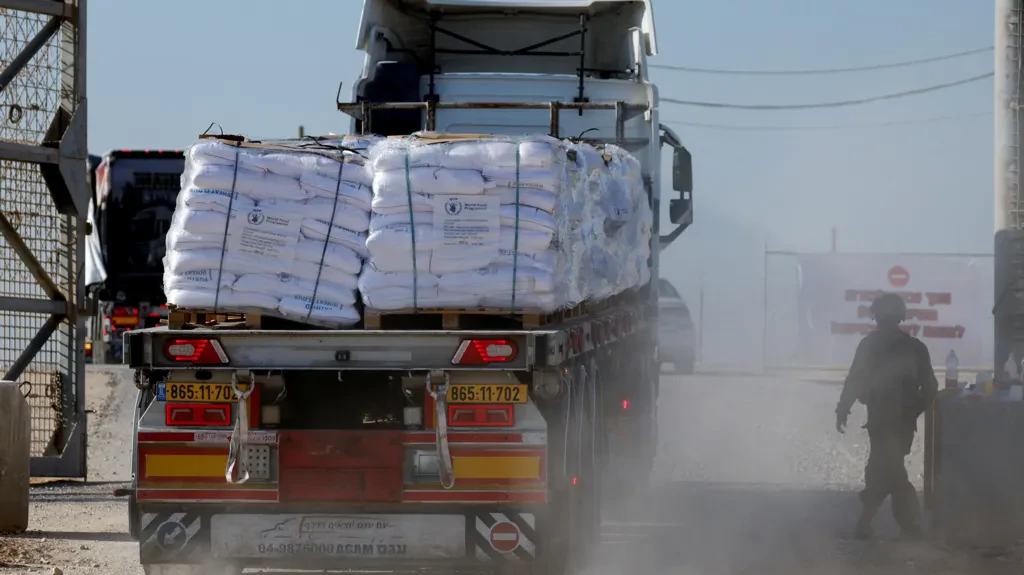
[123, 2, 693, 574]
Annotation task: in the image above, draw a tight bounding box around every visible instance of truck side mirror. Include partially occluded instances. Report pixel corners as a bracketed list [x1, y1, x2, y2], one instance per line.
[670, 198, 690, 224]
[673, 145, 692, 193]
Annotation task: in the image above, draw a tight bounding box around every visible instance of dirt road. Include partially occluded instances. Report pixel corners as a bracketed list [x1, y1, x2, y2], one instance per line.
[1, 365, 139, 574]
[1, 367, 1020, 574]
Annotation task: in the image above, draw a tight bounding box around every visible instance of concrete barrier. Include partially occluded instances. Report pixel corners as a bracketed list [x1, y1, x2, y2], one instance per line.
[0, 380, 30, 533]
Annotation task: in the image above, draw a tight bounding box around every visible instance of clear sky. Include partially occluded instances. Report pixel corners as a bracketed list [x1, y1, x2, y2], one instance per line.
[87, 0, 994, 365]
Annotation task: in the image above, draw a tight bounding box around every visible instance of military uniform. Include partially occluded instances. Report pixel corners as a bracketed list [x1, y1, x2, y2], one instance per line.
[836, 321, 938, 537]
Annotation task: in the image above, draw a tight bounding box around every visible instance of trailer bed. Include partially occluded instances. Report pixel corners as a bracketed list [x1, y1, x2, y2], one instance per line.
[126, 300, 649, 371]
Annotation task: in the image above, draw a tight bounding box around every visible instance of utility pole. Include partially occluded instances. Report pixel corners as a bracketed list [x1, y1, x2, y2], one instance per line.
[996, 0, 1021, 232]
[995, 0, 1024, 373]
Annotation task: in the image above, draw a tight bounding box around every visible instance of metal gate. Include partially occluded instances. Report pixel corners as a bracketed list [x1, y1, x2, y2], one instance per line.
[0, 0, 87, 478]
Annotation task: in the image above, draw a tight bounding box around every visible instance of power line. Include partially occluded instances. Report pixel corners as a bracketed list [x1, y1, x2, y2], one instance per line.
[651, 46, 993, 76]
[663, 111, 991, 132]
[660, 72, 993, 110]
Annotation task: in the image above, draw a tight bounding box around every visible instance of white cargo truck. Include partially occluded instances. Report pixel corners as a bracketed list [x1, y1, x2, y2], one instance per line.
[124, 2, 693, 573]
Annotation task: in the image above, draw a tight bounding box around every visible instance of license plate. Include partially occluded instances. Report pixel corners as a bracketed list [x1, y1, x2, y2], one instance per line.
[165, 382, 245, 403]
[209, 514, 465, 559]
[446, 384, 527, 404]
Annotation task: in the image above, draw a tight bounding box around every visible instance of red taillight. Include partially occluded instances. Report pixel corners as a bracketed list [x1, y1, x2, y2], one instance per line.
[163, 339, 229, 364]
[451, 339, 518, 365]
[447, 404, 515, 427]
[622, 399, 629, 410]
[165, 403, 231, 426]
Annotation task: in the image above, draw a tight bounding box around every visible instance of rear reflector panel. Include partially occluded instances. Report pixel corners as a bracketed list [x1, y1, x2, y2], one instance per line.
[452, 339, 518, 365]
[164, 338, 230, 364]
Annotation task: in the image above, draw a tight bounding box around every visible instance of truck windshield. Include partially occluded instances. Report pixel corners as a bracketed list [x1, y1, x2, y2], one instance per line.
[101, 155, 184, 278]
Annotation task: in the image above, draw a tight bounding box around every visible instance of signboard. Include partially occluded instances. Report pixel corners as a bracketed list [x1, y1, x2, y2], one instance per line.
[794, 254, 986, 367]
[209, 514, 465, 559]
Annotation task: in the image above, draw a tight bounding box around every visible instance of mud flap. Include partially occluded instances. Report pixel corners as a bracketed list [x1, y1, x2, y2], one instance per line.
[139, 513, 208, 564]
[467, 511, 539, 561]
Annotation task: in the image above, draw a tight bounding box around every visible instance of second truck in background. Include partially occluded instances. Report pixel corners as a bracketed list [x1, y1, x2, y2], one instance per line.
[85, 150, 185, 364]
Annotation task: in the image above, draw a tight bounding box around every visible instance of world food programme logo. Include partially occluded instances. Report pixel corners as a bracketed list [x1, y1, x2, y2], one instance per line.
[247, 210, 266, 225]
[444, 198, 463, 216]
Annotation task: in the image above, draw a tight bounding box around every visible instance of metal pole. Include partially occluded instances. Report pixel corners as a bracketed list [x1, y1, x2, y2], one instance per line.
[996, 0, 1021, 231]
[831, 227, 837, 253]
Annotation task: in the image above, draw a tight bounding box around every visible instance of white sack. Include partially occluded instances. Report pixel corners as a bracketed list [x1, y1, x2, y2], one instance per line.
[232, 273, 356, 306]
[251, 197, 369, 233]
[370, 185, 558, 216]
[164, 269, 237, 292]
[300, 219, 370, 256]
[365, 223, 554, 274]
[187, 163, 310, 201]
[373, 136, 561, 172]
[358, 267, 560, 311]
[165, 248, 357, 289]
[369, 206, 557, 235]
[178, 187, 257, 213]
[372, 167, 486, 197]
[188, 139, 373, 186]
[277, 296, 360, 326]
[165, 288, 279, 312]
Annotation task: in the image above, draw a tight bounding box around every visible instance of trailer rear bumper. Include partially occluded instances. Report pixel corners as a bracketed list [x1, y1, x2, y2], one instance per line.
[139, 506, 544, 568]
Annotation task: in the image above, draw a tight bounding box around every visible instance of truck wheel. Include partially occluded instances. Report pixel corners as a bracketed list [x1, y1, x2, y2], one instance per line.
[533, 361, 602, 575]
[674, 357, 695, 375]
[127, 492, 139, 541]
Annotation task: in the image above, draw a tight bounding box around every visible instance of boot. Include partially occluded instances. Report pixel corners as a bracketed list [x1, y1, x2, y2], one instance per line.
[900, 524, 923, 541]
[855, 503, 879, 540]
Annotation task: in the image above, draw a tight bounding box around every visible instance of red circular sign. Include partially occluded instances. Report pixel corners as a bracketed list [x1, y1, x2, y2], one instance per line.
[489, 521, 521, 552]
[887, 265, 910, 288]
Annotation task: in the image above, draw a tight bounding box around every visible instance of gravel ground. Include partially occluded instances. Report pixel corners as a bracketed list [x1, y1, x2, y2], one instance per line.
[1, 365, 139, 575]
[1, 367, 1019, 574]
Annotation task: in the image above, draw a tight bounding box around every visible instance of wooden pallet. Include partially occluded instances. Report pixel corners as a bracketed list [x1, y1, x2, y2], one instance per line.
[165, 308, 263, 330]
[362, 298, 611, 330]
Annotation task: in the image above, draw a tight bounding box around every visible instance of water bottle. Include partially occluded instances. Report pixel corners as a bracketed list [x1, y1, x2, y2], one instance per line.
[945, 350, 958, 390]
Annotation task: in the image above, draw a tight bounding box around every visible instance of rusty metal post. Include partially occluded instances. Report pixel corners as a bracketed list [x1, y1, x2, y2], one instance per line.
[425, 99, 436, 132]
[549, 101, 561, 138]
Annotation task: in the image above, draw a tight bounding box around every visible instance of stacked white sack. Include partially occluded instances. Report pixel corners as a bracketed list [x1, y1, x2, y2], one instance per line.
[164, 136, 380, 326]
[571, 143, 653, 300]
[358, 134, 649, 312]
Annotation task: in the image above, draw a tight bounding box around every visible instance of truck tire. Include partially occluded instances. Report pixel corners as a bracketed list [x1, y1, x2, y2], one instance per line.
[531, 360, 602, 575]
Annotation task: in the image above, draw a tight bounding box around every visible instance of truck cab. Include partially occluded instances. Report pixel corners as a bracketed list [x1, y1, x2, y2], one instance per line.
[347, 0, 692, 247]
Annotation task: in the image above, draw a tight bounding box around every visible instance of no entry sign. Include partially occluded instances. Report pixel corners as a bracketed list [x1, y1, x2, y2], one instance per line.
[888, 265, 910, 288]
[489, 521, 521, 552]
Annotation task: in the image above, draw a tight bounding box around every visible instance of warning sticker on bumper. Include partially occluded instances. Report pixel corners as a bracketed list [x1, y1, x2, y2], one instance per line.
[209, 514, 465, 559]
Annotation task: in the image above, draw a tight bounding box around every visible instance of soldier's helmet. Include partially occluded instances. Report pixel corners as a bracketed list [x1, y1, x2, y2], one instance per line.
[870, 292, 907, 324]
